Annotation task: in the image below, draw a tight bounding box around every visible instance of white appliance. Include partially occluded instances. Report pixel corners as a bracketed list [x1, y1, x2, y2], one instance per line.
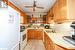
[20, 24, 27, 50]
[0, 6, 20, 50]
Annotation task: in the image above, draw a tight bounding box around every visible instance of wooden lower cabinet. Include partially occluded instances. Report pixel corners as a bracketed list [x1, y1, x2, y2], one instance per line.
[27, 29, 43, 40]
[44, 32, 54, 50]
[44, 32, 75, 50]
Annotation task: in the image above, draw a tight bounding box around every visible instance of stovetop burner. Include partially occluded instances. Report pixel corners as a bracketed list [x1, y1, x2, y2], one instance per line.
[63, 36, 75, 46]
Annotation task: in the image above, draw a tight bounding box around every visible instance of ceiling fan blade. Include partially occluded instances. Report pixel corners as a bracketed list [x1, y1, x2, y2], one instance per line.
[36, 7, 44, 9]
[24, 6, 33, 8]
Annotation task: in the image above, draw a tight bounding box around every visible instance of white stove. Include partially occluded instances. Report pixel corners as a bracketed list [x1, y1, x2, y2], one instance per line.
[20, 24, 27, 50]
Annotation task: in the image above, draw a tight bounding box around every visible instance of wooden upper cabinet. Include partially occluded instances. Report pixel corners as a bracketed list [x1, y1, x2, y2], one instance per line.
[53, 0, 75, 23]
[67, 0, 75, 20]
[58, 0, 67, 22]
[53, 0, 67, 24]
[53, 0, 61, 23]
[53, 0, 59, 14]
[43, 15, 47, 24]
[46, 8, 54, 24]
[58, 0, 67, 8]
[20, 16, 24, 24]
[20, 14, 27, 24]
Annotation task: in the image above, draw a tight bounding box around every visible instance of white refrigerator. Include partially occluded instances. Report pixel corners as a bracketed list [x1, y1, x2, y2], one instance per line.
[0, 6, 20, 50]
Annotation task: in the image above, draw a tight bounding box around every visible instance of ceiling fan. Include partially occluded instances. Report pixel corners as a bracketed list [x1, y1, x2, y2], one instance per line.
[24, 1, 44, 11]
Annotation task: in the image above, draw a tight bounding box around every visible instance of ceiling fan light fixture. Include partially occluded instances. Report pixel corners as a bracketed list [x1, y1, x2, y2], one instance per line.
[24, 1, 44, 11]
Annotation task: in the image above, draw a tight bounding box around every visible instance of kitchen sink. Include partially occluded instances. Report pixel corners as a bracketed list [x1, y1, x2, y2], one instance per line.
[45, 29, 55, 33]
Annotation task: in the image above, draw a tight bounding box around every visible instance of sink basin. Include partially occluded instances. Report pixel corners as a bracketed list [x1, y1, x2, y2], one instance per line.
[45, 29, 55, 33]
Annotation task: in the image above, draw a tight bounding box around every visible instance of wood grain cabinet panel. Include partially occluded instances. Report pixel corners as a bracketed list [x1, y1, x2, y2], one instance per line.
[44, 32, 54, 50]
[27, 29, 43, 40]
[67, 0, 75, 20]
[53, 0, 67, 23]
[53, 0, 75, 23]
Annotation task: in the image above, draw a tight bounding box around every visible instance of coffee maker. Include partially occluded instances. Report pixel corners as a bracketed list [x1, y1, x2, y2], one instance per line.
[70, 21, 75, 40]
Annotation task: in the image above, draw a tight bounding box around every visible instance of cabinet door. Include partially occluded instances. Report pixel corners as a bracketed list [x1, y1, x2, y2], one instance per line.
[27, 29, 35, 40]
[33, 30, 43, 40]
[53, 0, 59, 14]
[27, 29, 43, 40]
[53, 0, 67, 23]
[44, 32, 55, 50]
[20, 16, 24, 24]
[44, 32, 48, 50]
[47, 9, 53, 24]
[58, 0, 67, 22]
[47, 35, 55, 50]
[43, 15, 47, 24]
[53, 0, 60, 23]
[67, 0, 75, 20]
[58, 0, 67, 8]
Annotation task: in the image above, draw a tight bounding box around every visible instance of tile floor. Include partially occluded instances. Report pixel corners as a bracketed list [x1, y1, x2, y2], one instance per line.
[24, 40, 45, 50]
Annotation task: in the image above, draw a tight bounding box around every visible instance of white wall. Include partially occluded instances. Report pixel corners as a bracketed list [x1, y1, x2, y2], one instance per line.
[54, 22, 74, 34]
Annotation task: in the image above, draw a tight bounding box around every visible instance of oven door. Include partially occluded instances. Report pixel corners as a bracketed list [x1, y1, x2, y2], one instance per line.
[23, 34, 26, 41]
[20, 31, 27, 50]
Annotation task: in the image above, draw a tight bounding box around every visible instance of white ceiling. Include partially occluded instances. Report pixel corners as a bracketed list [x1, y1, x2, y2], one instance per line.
[9, 0, 56, 17]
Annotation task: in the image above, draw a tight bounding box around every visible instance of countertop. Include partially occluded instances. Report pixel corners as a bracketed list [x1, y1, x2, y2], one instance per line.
[44, 30, 75, 49]
[26, 27, 75, 49]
